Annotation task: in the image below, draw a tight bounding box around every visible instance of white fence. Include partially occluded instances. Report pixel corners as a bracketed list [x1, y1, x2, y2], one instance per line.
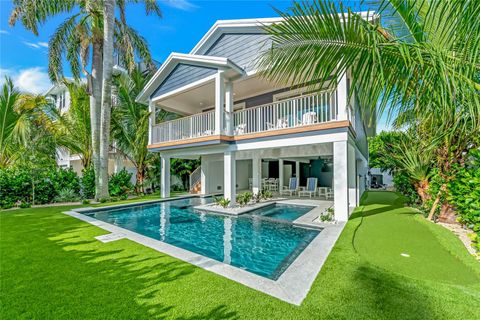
[232, 91, 337, 135]
[152, 110, 215, 143]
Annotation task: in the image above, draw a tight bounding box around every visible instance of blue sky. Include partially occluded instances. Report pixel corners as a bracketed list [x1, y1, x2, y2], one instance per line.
[0, 0, 389, 131]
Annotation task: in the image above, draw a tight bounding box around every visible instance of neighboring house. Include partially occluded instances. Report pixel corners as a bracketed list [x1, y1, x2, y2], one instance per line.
[369, 168, 394, 189]
[136, 16, 376, 221]
[45, 81, 137, 181]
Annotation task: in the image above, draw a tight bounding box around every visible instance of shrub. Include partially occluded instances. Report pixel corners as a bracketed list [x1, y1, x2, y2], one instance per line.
[320, 207, 334, 222]
[447, 150, 480, 251]
[0, 167, 81, 206]
[393, 172, 420, 205]
[261, 190, 273, 200]
[237, 192, 253, 206]
[99, 198, 109, 203]
[1, 201, 15, 209]
[50, 168, 80, 195]
[81, 166, 95, 199]
[214, 196, 230, 208]
[54, 188, 80, 203]
[82, 199, 90, 205]
[120, 194, 128, 200]
[19, 201, 31, 208]
[109, 169, 133, 197]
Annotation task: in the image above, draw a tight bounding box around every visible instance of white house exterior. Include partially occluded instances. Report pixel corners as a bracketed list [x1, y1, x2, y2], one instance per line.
[45, 82, 136, 179]
[137, 17, 375, 221]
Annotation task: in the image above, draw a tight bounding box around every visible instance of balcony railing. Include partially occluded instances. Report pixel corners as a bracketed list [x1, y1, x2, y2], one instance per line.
[152, 110, 215, 143]
[150, 91, 338, 144]
[233, 91, 337, 135]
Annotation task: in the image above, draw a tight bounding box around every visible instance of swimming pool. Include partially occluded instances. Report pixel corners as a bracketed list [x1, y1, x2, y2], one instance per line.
[248, 203, 315, 221]
[83, 197, 320, 280]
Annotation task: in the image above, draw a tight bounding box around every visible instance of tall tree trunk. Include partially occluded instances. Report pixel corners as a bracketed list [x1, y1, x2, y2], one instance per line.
[90, 41, 103, 199]
[98, 0, 116, 199]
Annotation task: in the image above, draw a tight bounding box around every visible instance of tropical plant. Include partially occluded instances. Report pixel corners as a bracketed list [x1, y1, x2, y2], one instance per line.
[81, 166, 96, 199]
[368, 131, 403, 173]
[111, 68, 167, 193]
[171, 159, 200, 191]
[108, 168, 133, 197]
[54, 187, 80, 203]
[0, 77, 57, 169]
[214, 196, 230, 209]
[237, 192, 253, 206]
[260, 0, 480, 220]
[9, 0, 162, 199]
[47, 80, 92, 167]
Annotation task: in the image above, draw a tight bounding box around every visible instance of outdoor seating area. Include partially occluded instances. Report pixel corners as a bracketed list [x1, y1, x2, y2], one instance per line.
[248, 176, 333, 199]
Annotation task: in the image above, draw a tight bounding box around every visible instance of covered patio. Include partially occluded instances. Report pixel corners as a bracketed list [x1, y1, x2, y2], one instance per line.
[158, 141, 368, 221]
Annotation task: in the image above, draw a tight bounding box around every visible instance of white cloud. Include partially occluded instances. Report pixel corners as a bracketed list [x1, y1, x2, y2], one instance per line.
[0, 29, 9, 35]
[23, 41, 41, 49]
[162, 0, 198, 11]
[0, 67, 52, 94]
[23, 41, 49, 49]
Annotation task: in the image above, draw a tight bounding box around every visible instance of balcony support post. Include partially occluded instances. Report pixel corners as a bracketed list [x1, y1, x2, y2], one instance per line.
[225, 81, 234, 136]
[215, 71, 225, 135]
[224, 151, 236, 206]
[148, 100, 155, 145]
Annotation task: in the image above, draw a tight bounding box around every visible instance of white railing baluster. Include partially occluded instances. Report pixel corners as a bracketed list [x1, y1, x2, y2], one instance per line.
[151, 91, 339, 144]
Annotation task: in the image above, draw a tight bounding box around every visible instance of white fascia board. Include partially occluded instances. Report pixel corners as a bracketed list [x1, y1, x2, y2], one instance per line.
[136, 53, 245, 104]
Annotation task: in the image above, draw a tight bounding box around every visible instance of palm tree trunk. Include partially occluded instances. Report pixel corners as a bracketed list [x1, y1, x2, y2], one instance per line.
[428, 184, 447, 220]
[98, 0, 116, 199]
[90, 41, 103, 199]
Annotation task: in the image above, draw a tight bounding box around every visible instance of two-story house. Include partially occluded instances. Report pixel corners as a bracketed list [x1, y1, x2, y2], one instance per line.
[136, 17, 375, 221]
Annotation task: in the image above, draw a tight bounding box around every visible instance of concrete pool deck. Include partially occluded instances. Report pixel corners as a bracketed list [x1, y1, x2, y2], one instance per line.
[64, 196, 344, 305]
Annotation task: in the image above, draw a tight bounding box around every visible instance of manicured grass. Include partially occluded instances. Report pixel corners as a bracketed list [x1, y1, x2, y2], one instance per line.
[1, 191, 479, 319]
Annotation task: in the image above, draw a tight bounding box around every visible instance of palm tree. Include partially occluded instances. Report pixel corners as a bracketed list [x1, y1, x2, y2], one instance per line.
[259, 0, 480, 220]
[47, 80, 92, 168]
[111, 68, 177, 193]
[389, 134, 434, 205]
[9, 0, 162, 199]
[0, 77, 56, 168]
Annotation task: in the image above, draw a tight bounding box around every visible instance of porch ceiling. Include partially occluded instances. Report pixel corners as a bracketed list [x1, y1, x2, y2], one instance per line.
[155, 75, 282, 115]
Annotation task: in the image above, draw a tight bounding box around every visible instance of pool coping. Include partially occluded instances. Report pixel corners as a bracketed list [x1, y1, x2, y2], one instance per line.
[64, 197, 345, 305]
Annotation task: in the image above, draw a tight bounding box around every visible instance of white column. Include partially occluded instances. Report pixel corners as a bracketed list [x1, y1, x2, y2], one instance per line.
[348, 143, 357, 207]
[161, 155, 170, 198]
[336, 72, 349, 121]
[224, 151, 236, 206]
[295, 161, 300, 180]
[200, 156, 209, 195]
[215, 71, 225, 135]
[148, 100, 155, 145]
[225, 81, 234, 136]
[334, 141, 349, 221]
[223, 217, 232, 264]
[252, 155, 262, 194]
[278, 159, 284, 189]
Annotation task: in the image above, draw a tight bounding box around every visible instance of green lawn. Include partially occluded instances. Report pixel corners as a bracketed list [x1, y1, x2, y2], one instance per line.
[1, 191, 479, 319]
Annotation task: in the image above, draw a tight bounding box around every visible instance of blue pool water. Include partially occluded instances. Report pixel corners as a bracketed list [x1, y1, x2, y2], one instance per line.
[84, 197, 320, 279]
[249, 203, 315, 221]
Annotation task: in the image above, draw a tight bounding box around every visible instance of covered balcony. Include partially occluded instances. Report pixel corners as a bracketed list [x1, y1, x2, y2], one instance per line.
[151, 91, 340, 144]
